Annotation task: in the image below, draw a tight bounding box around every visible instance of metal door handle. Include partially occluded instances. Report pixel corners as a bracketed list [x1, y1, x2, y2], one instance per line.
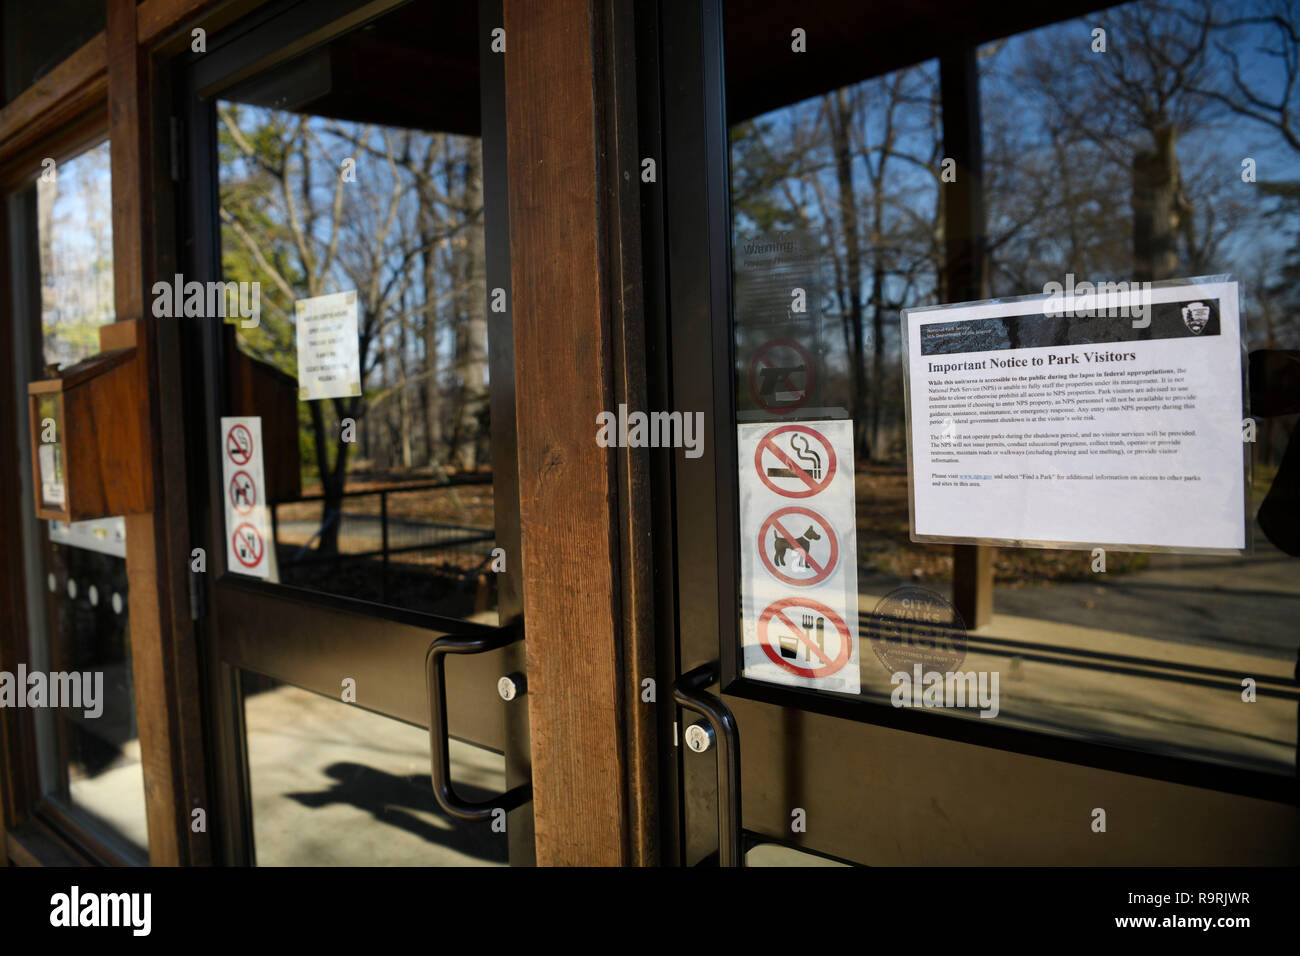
[674, 663, 744, 866]
[426, 631, 531, 821]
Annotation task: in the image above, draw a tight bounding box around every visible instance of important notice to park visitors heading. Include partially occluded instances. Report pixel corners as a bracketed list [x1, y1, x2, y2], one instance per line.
[902, 277, 1247, 553]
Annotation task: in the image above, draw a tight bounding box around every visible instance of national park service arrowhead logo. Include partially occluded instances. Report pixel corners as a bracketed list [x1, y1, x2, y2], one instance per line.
[1181, 301, 1211, 335]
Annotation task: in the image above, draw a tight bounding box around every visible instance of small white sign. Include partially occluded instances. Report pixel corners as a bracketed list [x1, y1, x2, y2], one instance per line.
[295, 291, 361, 401]
[738, 419, 860, 693]
[221, 416, 270, 579]
[38, 443, 66, 507]
[49, 517, 127, 558]
[902, 277, 1246, 552]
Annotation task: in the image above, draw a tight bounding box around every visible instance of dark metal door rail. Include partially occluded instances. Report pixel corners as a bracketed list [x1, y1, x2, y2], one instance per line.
[674, 663, 744, 866]
[426, 631, 531, 820]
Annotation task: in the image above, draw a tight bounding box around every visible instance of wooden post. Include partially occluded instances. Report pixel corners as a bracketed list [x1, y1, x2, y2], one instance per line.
[107, 0, 210, 865]
[940, 48, 994, 629]
[502, 0, 655, 865]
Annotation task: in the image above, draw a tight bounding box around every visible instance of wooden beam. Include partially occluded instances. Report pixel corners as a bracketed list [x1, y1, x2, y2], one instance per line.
[504, 0, 641, 865]
[0, 33, 107, 161]
[109, 2, 148, 321]
[107, 0, 211, 866]
[137, 0, 274, 49]
[137, 0, 227, 46]
[5, 823, 90, 867]
[0, 0, 253, 166]
[0, 104, 110, 193]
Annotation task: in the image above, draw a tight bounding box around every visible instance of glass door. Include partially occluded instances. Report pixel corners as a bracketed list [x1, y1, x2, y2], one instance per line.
[658, 0, 1300, 865]
[7, 137, 151, 864]
[177, 0, 531, 865]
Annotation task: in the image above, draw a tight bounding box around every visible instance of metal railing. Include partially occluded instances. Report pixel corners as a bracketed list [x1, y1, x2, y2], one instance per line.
[269, 476, 495, 603]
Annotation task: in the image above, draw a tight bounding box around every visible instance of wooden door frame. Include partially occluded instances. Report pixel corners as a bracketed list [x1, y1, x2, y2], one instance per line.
[501, 0, 663, 865]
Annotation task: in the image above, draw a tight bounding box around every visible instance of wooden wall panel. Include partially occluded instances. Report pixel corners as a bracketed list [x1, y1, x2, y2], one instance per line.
[504, 0, 634, 866]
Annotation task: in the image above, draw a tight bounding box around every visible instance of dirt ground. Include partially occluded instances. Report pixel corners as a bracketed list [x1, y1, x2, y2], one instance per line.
[275, 460, 1279, 590]
[854, 461, 1278, 586]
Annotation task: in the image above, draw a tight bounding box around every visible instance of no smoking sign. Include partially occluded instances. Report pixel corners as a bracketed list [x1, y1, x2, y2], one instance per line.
[754, 424, 837, 498]
[226, 424, 254, 465]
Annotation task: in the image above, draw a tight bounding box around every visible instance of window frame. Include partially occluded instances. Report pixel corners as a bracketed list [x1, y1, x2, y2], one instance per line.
[659, 0, 1299, 807]
[2, 127, 150, 867]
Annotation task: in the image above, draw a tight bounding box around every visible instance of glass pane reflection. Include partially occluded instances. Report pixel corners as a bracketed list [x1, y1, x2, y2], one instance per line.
[15, 139, 148, 857]
[213, 1, 499, 622]
[725, 0, 1300, 774]
[244, 679, 507, 866]
[45, 530, 147, 855]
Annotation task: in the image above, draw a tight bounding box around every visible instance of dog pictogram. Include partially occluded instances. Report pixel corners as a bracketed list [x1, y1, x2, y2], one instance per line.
[757, 506, 839, 587]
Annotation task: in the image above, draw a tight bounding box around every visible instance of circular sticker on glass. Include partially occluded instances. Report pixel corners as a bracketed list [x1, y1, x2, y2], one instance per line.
[866, 585, 967, 675]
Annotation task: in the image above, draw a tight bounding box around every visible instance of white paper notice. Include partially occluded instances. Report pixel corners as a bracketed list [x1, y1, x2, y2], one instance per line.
[738, 420, 860, 693]
[296, 291, 361, 401]
[38, 443, 66, 507]
[221, 416, 271, 579]
[903, 278, 1246, 552]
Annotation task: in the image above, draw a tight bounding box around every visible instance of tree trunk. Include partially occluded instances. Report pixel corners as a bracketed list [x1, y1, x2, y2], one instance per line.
[457, 144, 488, 471]
[870, 260, 886, 459]
[421, 226, 442, 465]
[1133, 123, 1182, 282]
[399, 290, 413, 470]
[831, 90, 868, 458]
[309, 400, 342, 555]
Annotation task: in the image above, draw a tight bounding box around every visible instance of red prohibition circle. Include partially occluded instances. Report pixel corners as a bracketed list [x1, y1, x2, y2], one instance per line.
[757, 597, 852, 679]
[229, 470, 257, 514]
[757, 506, 839, 587]
[746, 337, 815, 415]
[232, 522, 264, 568]
[754, 424, 837, 499]
[226, 424, 254, 466]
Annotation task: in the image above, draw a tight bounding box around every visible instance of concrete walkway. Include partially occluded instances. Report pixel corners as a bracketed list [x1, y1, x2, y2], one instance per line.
[244, 684, 508, 866]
